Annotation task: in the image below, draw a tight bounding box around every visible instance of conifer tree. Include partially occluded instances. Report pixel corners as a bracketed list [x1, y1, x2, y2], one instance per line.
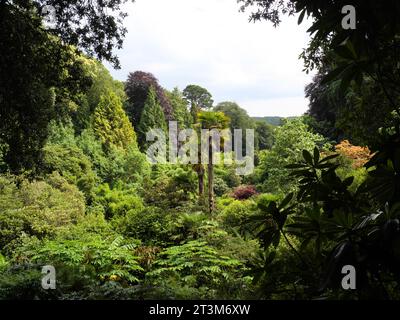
[166, 87, 192, 129]
[93, 91, 137, 151]
[137, 86, 167, 151]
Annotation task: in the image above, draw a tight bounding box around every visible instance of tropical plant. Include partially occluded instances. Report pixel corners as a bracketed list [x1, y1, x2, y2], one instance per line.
[146, 240, 250, 299]
[198, 111, 230, 213]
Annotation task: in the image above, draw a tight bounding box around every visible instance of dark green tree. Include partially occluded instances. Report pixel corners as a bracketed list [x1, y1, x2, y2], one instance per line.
[166, 87, 192, 129]
[183, 85, 214, 122]
[306, 72, 399, 147]
[255, 121, 274, 150]
[137, 87, 167, 151]
[214, 101, 255, 151]
[8, 0, 134, 67]
[0, 0, 133, 172]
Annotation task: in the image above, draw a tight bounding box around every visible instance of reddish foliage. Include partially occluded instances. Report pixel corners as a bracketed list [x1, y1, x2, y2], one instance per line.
[335, 140, 372, 169]
[125, 71, 172, 124]
[232, 185, 258, 200]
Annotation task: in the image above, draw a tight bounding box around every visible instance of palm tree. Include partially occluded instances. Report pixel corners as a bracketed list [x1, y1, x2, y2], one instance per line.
[198, 111, 230, 213]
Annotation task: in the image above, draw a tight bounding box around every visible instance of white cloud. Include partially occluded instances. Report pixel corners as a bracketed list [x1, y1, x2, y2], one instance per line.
[106, 0, 315, 117]
[241, 97, 310, 117]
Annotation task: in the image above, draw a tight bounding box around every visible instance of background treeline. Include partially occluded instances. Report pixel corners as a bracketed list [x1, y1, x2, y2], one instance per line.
[1, 0, 400, 300]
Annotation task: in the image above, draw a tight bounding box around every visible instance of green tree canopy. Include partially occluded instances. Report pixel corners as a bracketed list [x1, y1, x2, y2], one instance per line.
[305, 68, 398, 147]
[256, 117, 327, 193]
[0, 6, 90, 172]
[183, 85, 214, 122]
[214, 101, 255, 151]
[0, 0, 135, 172]
[214, 102, 254, 131]
[5, 0, 135, 67]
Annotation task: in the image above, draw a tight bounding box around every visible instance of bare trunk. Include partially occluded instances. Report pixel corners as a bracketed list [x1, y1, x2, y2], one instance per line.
[198, 167, 204, 197]
[208, 136, 214, 213]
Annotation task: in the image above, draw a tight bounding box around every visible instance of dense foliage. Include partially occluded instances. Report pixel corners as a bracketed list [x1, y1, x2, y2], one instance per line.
[1, 0, 400, 301]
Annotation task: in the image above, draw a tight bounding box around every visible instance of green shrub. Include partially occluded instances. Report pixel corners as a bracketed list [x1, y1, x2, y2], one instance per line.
[215, 166, 242, 188]
[0, 253, 7, 269]
[146, 240, 252, 299]
[255, 118, 329, 193]
[214, 177, 230, 196]
[0, 266, 55, 300]
[256, 193, 280, 207]
[17, 235, 143, 285]
[169, 212, 209, 243]
[56, 211, 116, 240]
[143, 165, 197, 209]
[94, 183, 144, 219]
[0, 173, 85, 254]
[42, 143, 98, 199]
[111, 207, 175, 246]
[336, 165, 368, 193]
[76, 128, 150, 186]
[219, 199, 257, 231]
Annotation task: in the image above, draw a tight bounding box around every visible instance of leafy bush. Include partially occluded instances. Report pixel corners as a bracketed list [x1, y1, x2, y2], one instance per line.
[169, 212, 209, 243]
[146, 240, 252, 299]
[77, 128, 111, 179]
[111, 207, 175, 246]
[143, 165, 197, 209]
[219, 199, 257, 231]
[56, 210, 116, 240]
[217, 235, 260, 265]
[246, 145, 400, 299]
[94, 183, 144, 219]
[214, 177, 230, 196]
[42, 143, 98, 198]
[255, 117, 329, 193]
[0, 266, 54, 300]
[0, 173, 85, 254]
[215, 165, 242, 188]
[256, 193, 280, 208]
[0, 253, 7, 269]
[16, 235, 143, 285]
[77, 129, 149, 185]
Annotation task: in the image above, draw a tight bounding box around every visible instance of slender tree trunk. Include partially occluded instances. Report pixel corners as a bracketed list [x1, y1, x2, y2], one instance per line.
[208, 136, 215, 213]
[196, 136, 205, 204]
[198, 166, 204, 197]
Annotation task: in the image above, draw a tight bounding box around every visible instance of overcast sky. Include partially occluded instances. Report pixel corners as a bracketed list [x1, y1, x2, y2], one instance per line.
[106, 0, 315, 117]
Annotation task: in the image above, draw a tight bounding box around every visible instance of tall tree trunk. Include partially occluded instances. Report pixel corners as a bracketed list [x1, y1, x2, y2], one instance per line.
[196, 137, 205, 204]
[198, 166, 204, 197]
[208, 136, 215, 213]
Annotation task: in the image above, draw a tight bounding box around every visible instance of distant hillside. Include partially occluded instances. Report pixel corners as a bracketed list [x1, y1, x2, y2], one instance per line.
[252, 116, 298, 126]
